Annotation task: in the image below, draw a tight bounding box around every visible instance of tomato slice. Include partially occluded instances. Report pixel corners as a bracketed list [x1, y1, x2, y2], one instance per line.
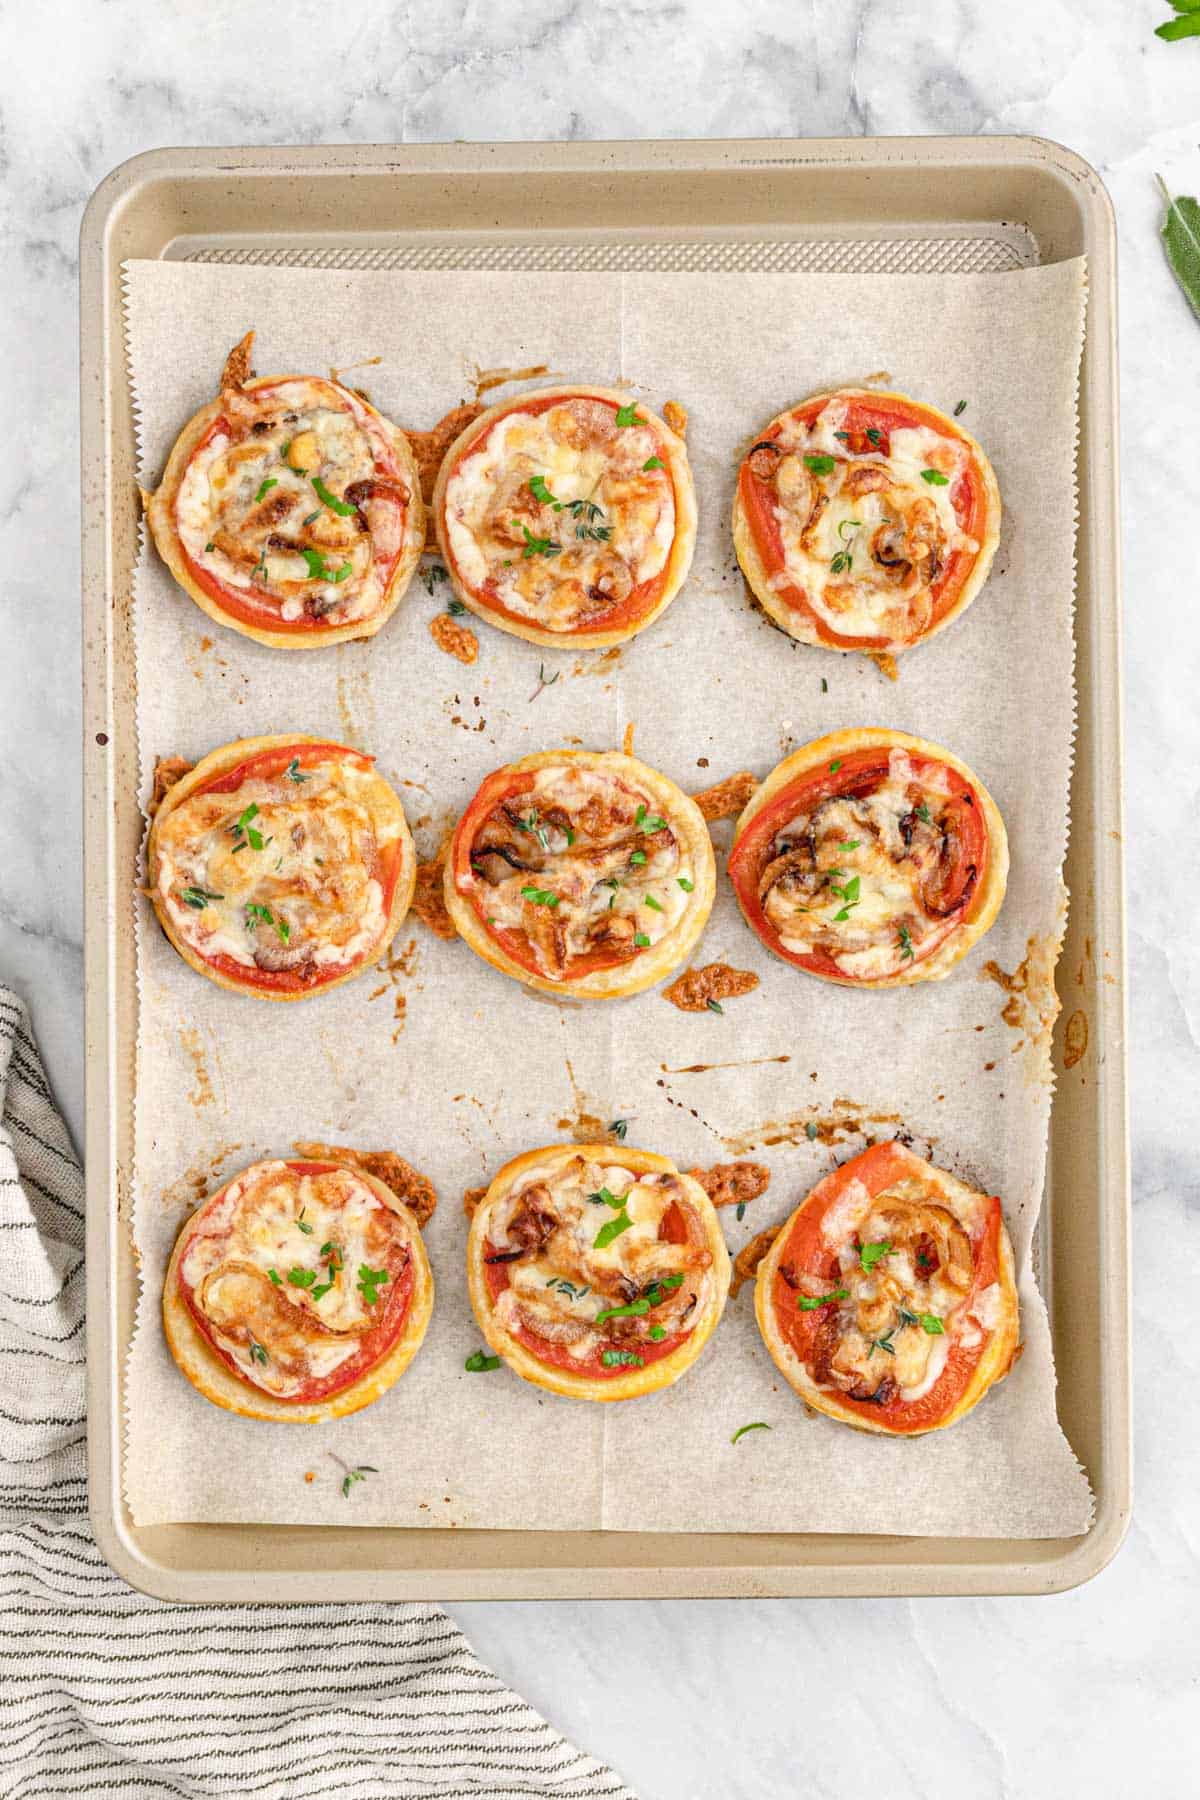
[440, 392, 677, 637]
[178, 1160, 415, 1404]
[450, 765, 652, 983]
[180, 741, 401, 996]
[737, 393, 992, 650]
[770, 1142, 1004, 1434]
[727, 745, 988, 981]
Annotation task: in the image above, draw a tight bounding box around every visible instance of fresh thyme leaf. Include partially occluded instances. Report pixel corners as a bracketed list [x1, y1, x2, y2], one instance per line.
[601, 1348, 644, 1367]
[446, 597, 466, 615]
[834, 430, 851, 443]
[204, 540, 215, 553]
[898, 923, 915, 961]
[302, 510, 321, 527]
[643, 456, 664, 471]
[866, 427, 883, 447]
[520, 886, 560, 908]
[253, 477, 278, 504]
[920, 1312, 945, 1335]
[546, 1276, 590, 1299]
[736, 1201, 747, 1220]
[285, 756, 309, 783]
[609, 1117, 629, 1141]
[644, 894, 664, 912]
[706, 998, 724, 1014]
[312, 476, 355, 516]
[595, 1297, 651, 1324]
[898, 1307, 920, 1328]
[340, 1464, 378, 1497]
[357, 1265, 390, 1306]
[921, 468, 950, 486]
[954, 398, 968, 416]
[421, 562, 449, 595]
[633, 931, 651, 948]
[916, 801, 933, 824]
[180, 886, 223, 909]
[798, 1288, 849, 1310]
[1157, 176, 1200, 319]
[614, 402, 644, 427]
[677, 876, 694, 891]
[520, 523, 561, 559]
[296, 1209, 313, 1235]
[859, 1240, 893, 1273]
[287, 1267, 316, 1289]
[465, 1350, 502, 1372]
[731, 1422, 770, 1444]
[248, 1338, 269, 1365]
[593, 1212, 634, 1250]
[805, 1121, 819, 1141]
[868, 1329, 897, 1358]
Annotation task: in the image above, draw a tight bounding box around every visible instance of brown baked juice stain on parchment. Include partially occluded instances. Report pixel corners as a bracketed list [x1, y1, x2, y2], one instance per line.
[470, 361, 552, 399]
[556, 1054, 611, 1144]
[980, 930, 1063, 1083]
[161, 1140, 244, 1212]
[720, 1097, 906, 1157]
[333, 650, 376, 748]
[329, 355, 383, 385]
[1063, 1009, 1089, 1069]
[571, 645, 622, 680]
[661, 1054, 791, 1074]
[178, 1026, 218, 1111]
[368, 935, 420, 1042]
[1075, 935, 1094, 989]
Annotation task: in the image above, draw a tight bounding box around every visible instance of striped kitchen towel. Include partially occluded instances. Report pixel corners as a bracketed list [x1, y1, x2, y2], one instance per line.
[0, 986, 634, 1800]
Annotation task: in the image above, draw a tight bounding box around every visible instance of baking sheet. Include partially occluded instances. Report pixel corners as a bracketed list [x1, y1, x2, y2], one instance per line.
[122, 256, 1092, 1537]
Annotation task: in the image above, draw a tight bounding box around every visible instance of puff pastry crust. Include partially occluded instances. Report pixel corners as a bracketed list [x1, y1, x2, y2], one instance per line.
[755, 1140, 1019, 1436]
[146, 734, 416, 1002]
[444, 749, 716, 999]
[145, 331, 425, 648]
[733, 387, 1001, 654]
[163, 1154, 434, 1423]
[728, 728, 1007, 987]
[432, 384, 697, 648]
[467, 1143, 731, 1402]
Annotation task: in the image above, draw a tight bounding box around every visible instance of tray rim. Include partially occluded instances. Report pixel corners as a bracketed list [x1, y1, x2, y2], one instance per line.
[80, 133, 1130, 1601]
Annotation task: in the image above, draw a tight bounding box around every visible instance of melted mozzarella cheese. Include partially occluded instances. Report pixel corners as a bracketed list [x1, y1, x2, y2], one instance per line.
[181, 1162, 410, 1395]
[154, 757, 396, 980]
[761, 399, 978, 645]
[442, 398, 676, 631]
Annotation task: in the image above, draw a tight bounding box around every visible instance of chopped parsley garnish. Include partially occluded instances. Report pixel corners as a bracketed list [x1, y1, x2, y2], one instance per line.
[287, 1267, 316, 1289]
[465, 1350, 501, 1372]
[311, 475, 355, 516]
[798, 1288, 849, 1310]
[180, 886, 223, 909]
[529, 475, 561, 508]
[230, 802, 263, 852]
[921, 468, 950, 486]
[829, 760, 843, 773]
[253, 477, 278, 504]
[267, 1268, 282, 1286]
[247, 1338, 269, 1365]
[357, 1265, 390, 1306]
[898, 924, 915, 961]
[614, 403, 644, 427]
[520, 523, 561, 559]
[731, 1422, 771, 1444]
[836, 840, 861, 853]
[341, 1464, 378, 1497]
[920, 1312, 945, 1335]
[677, 876, 694, 891]
[648, 1324, 667, 1341]
[295, 1208, 313, 1236]
[821, 677, 828, 693]
[204, 540, 215, 553]
[601, 1348, 644, 1368]
[706, 998, 724, 1014]
[595, 1298, 651, 1324]
[633, 931, 651, 948]
[588, 1186, 625, 1210]
[829, 873, 860, 922]
[643, 456, 664, 471]
[593, 1211, 635, 1250]
[300, 547, 353, 582]
[520, 886, 560, 908]
[859, 1240, 893, 1273]
[635, 804, 666, 831]
[915, 801, 933, 824]
[629, 850, 647, 866]
[285, 756, 309, 783]
[546, 1276, 590, 1300]
[954, 399, 968, 416]
[644, 894, 664, 912]
[804, 454, 836, 475]
[609, 1117, 629, 1141]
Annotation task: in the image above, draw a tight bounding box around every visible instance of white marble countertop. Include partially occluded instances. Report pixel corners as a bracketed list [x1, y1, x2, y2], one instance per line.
[3, 0, 1195, 1792]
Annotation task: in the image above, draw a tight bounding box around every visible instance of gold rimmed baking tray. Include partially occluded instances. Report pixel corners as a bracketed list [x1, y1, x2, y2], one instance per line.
[81, 137, 1128, 1599]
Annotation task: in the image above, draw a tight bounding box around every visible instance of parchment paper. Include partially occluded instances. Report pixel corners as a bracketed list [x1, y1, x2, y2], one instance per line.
[122, 256, 1092, 1536]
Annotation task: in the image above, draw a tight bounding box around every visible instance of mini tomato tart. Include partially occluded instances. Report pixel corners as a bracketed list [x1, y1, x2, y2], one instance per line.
[755, 1141, 1019, 1436]
[444, 749, 716, 1000]
[146, 734, 417, 1001]
[145, 331, 425, 648]
[432, 385, 696, 648]
[733, 387, 1001, 654]
[467, 1144, 730, 1402]
[163, 1155, 434, 1422]
[728, 729, 1007, 987]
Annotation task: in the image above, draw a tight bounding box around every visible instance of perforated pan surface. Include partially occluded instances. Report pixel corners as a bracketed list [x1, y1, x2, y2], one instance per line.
[81, 138, 1128, 1600]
